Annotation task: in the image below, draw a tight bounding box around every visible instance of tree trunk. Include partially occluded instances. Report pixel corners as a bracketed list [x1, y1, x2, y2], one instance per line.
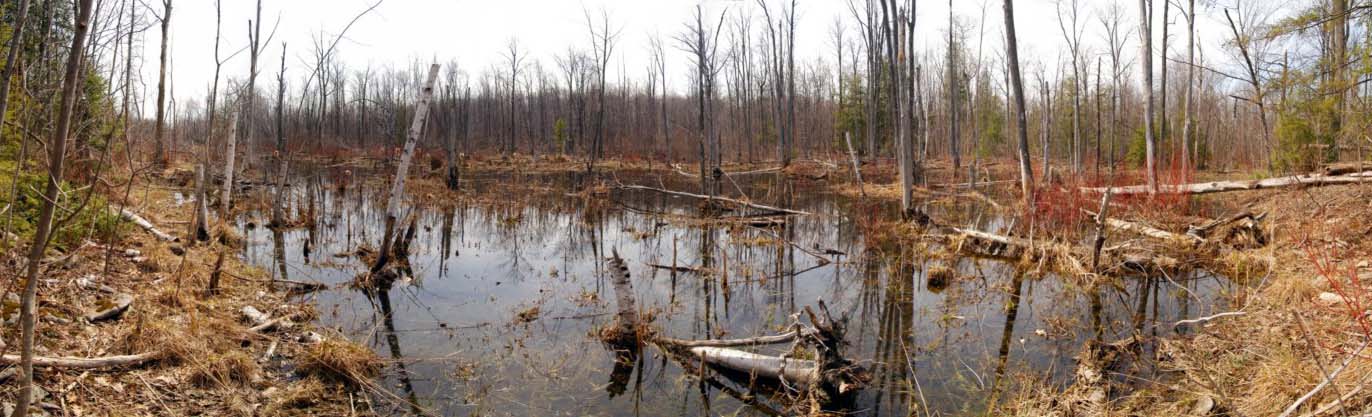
[1181, 0, 1195, 174]
[220, 112, 239, 217]
[154, 0, 173, 167]
[1003, 0, 1036, 203]
[14, 0, 95, 414]
[373, 64, 440, 273]
[1139, 0, 1158, 193]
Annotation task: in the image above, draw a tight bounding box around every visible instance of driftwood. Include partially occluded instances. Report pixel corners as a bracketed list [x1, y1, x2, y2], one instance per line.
[1084, 210, 1202, 245]
[1082, 171, 1372, 195]
[0, 352, 157, 368]
[86, 293, 133, 323]
[1187, 211, 1265, 240]
[116, 209, 177, 241]
[647, 263, 705, 274]
[655, 327, 818, 348]
[688, 346, 818, 385]
[617, 184, 810, 216]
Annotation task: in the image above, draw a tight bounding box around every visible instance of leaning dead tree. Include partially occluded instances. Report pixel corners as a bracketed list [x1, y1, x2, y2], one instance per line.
[370, 63, 440, 276]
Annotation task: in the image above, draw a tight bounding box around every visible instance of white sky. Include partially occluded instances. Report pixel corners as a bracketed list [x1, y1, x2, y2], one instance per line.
[134, 0, 1258, 113]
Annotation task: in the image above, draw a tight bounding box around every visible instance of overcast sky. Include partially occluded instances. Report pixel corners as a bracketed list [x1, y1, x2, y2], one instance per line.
[133, 0, 1258, 114]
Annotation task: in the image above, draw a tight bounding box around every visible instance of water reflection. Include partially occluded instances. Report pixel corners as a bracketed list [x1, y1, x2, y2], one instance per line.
[238, 168, 1238, 416]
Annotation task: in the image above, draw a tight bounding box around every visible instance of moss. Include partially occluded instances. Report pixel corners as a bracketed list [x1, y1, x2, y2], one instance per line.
[0, 159, 119, 252]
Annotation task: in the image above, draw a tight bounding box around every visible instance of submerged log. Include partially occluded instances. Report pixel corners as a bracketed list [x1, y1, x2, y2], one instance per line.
[606, 250, 640, 342]
[1082, 171, 1372, 195]
[616, 184, 810, 216]
[116, 209, 177, 242]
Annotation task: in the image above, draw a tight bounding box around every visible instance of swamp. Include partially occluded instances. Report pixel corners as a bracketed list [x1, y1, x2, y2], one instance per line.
[3, 0, 1372, 416]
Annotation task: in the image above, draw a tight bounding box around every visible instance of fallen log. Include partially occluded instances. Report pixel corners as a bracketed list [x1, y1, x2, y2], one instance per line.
[1322, 161, 1372, 176]
[116, 209, 178, 242]
[606, 251, 640, 342]
[617, 184, 810, 216]
[647, 263, 705, 274]
[656, 327, 818, 348]
[1081, 172, 1372, 195]
[1084, 210, 1202, 245]
[688, 346, 818, 386]
[0, 352, 158, 369]
[86, 293, 134, 323]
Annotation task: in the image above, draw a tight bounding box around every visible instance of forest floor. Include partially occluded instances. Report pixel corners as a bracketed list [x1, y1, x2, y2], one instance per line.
[2, 151, 1369, 416]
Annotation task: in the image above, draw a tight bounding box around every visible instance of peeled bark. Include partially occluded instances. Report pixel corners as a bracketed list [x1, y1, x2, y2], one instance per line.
[117, 209, 177, 242]
[220, 112, 239, 217]
[688, 346, 818, 385]
[372, 64, 440, 274]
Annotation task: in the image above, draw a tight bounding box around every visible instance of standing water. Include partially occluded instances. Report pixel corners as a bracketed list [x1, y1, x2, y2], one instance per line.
[239, 167, 1236, 416]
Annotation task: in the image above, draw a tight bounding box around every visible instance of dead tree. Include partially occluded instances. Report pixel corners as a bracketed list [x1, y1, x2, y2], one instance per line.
[1004, 0, 1036, 203]
[154, 0, 173, 166]
[503, 38, 526, 155]
[271, 44, 288, 227]
[583, 8, 621, 175]
[371, 63, 440, 275]
[1223, 5, 1274, 172]
[1139, 0, 1158, 192]
[675, 4, 728, 197]
[14, 0, 95, 415]
[1181, 0, 1196, 173]
[1056, 0, 1086, 173]
[948, 0, 961, 173]
[1100, 3, 1126, 171]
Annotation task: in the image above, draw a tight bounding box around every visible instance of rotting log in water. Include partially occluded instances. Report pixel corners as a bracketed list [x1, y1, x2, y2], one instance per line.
[655, 300, 868, 411]
[646, 263, 706, 274]
[604, 249, 640, 344]
[654, 327, 819, 348]
[688, 346, 818, 385]
[615, 184, 810, 216]
[1081, 171, 1372, 195]
[116, 209, 178, 242]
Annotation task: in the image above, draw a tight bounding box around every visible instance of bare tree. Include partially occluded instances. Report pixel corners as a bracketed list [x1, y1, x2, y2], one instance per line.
[1004, 0, 1036, 202]
[675, 4, 728, 195]
[1139, 0, 1158, 192]
[1181, 0, 1195, 173]
[372, 63, 440, 274]
[1100, 1, 1128, 170]
[503, 38, 526, 155]
[1056, 0, 1087, 173]
[583, 8, 621, 175]
[14, 0, 96, 414]
[154, 0, 173, 167]
[1223, 2, 1273, 172]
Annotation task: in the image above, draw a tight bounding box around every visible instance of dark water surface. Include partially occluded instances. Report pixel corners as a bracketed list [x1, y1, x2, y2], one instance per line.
[238, 168, 1236, 416]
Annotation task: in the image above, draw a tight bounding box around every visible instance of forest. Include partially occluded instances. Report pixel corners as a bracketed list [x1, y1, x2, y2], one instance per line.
[1, 0, 1371, 415]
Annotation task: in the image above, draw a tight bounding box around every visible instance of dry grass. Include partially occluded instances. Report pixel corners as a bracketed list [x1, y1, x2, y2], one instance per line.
[299, 337, 383, 386]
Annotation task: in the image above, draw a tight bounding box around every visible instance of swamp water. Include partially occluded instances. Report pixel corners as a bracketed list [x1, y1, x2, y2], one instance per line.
[238, 168, 1237, 416]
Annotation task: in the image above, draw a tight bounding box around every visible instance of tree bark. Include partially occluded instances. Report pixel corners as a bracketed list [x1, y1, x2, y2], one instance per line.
[14, 0, 95, 414]
[1003, 0, 1036, 203]
[372, 64, 440, 273]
